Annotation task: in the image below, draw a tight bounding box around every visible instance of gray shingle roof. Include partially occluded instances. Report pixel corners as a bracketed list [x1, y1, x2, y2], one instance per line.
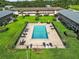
[58, 10, 79, 24]
[0, 10, 13, 19]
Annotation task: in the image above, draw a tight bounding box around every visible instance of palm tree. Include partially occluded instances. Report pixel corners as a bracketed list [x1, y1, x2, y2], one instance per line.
[35, 10, 39, 20]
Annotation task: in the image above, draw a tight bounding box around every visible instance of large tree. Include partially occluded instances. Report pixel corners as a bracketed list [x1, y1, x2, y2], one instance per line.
[0, 0, 79, 8]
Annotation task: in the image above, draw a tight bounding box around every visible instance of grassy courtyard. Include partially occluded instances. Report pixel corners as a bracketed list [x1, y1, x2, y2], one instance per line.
[69, 5, 79, 10]
[0, 16, 79, 59]
[24, 16, 54, 23]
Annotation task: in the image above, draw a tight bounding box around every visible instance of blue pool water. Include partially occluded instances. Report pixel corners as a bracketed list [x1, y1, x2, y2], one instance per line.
[32, 25, 48, 39]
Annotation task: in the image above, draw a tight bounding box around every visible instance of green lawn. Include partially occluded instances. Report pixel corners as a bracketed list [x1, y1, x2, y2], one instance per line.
[24, 16, 54, 23]
[69, 5, 79, 10]
[0, 16, 79, 59]
[38, 16, 54, 22]
[0, 16, 27, 59]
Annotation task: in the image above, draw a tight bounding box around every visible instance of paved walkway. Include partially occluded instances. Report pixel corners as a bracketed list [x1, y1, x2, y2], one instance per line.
[15, 23, 65, 49]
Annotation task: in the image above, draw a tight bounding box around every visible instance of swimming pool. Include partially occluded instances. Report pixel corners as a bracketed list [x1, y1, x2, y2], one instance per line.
[32, 25, 48, 39]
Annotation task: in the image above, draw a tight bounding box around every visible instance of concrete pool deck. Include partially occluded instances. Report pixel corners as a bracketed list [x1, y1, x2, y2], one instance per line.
[15, 23, 65, 49]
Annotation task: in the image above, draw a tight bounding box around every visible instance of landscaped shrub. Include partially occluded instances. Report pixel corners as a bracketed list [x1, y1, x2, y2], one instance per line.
[39, 15, 42, 17]
[54, 14, 58, 17]
[35, 16, 39, 20]
[23, 16, 25, 18]
[13, 19, 17, 22]
[44, 14, 49, 16]
[53, 18, 56, 21]
[64, 31, 67, 36]
[76, 35, 79, 40]
[25, 14, 29, 16]
[47, 22, 50, 24]
[13, 14, 18, 18]
[0, 27, 8, 32]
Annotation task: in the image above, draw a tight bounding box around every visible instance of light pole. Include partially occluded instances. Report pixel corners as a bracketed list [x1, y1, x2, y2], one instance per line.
[26, 45, 29, 59]
[26, 44, 31, 59]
